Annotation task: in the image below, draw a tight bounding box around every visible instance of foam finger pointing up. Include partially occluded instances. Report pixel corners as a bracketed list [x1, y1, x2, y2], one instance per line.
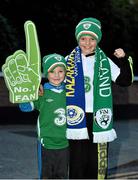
[24, 21, 41, 73]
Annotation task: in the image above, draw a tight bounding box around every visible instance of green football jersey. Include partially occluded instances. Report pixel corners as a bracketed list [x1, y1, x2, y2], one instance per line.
[34, 89, 68, 149]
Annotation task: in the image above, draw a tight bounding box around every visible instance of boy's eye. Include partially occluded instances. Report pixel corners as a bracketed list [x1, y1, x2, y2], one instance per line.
[81, 37, 85, 40]
[91, 37, 95, 40]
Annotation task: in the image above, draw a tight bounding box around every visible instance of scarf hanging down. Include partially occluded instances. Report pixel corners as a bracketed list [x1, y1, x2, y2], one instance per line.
[66, 46, 117, 143]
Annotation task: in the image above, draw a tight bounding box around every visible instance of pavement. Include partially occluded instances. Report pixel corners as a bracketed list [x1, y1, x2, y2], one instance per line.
[108, 119, 138, 179]
[0, 119, 138, 179]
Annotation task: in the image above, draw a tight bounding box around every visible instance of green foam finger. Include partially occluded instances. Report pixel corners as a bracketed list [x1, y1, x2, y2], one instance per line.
[13, 50, 38, 82]
[4, 54, 20, 83]
[2, 21, 41, 104]
[13, 50, 26, 61]
[24, 21, 41, 75]
[13, 50, 28, 72]
[2, 57, 16, 86]
[8, 58, 22, 82]
[2, 66, 16, 87]
[5, 54, 13, 65]
[4, 70, 15, 102]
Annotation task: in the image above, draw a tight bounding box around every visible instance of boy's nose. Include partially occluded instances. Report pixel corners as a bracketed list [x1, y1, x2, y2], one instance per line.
[54, 72, 59, 77]
[85, 40, 89, 45]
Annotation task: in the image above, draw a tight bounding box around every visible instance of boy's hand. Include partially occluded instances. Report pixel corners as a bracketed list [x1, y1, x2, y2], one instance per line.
[2, 21, 41, 103]
[39, 84, 44, 96]
[113, 48, 126, 58]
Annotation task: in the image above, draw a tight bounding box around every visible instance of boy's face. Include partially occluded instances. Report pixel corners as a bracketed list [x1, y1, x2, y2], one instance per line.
[79, 35, 97, 55]
[47, 66, 66, 86]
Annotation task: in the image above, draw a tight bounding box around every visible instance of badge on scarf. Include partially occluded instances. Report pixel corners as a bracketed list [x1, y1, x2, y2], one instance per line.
[67, 105, 85, 125]
[95, 108, 112, 129]
[2, 21, 41, 103]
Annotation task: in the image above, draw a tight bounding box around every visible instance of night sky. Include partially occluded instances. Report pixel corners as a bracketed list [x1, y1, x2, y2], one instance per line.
[0, 0, 138, 75]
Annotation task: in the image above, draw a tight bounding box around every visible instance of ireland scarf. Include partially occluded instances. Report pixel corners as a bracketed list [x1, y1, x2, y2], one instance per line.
[66, 46, 117, 143]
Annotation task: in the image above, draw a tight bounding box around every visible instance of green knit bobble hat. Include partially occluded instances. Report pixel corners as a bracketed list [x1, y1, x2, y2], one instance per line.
[42, 53, 66, 77]
[75, 17, 102, 43]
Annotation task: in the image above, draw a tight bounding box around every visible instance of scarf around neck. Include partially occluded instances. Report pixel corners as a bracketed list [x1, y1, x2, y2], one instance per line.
[44, 82, 65, 91]
[66, 46, 117, 143]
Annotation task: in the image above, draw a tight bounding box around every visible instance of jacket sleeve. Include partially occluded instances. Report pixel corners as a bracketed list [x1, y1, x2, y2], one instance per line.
[19, 86, 45, 112]
[19, 102, 34, 112]
[114, 55, 134, 86]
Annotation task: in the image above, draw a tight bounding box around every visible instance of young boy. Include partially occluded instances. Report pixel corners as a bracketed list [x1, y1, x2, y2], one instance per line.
[20, 53, 69, 179]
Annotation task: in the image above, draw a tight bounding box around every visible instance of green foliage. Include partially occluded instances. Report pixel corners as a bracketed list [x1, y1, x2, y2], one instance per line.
[0, 0, 138, 74]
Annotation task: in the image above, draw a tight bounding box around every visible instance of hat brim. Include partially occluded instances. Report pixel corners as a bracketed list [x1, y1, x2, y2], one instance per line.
[48, 63, 66, 72]
[77, 31, 98, 41]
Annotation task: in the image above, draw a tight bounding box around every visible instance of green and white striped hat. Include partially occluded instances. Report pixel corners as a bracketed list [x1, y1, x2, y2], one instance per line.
[75, 17, 102, 43]
[42, 53, 66, 77]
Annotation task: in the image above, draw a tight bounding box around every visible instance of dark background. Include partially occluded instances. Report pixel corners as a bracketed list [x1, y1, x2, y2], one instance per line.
[0, 0, 138, 75]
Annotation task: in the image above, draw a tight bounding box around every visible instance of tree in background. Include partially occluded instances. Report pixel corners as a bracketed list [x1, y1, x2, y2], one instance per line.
[0, 0, 138, 75]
